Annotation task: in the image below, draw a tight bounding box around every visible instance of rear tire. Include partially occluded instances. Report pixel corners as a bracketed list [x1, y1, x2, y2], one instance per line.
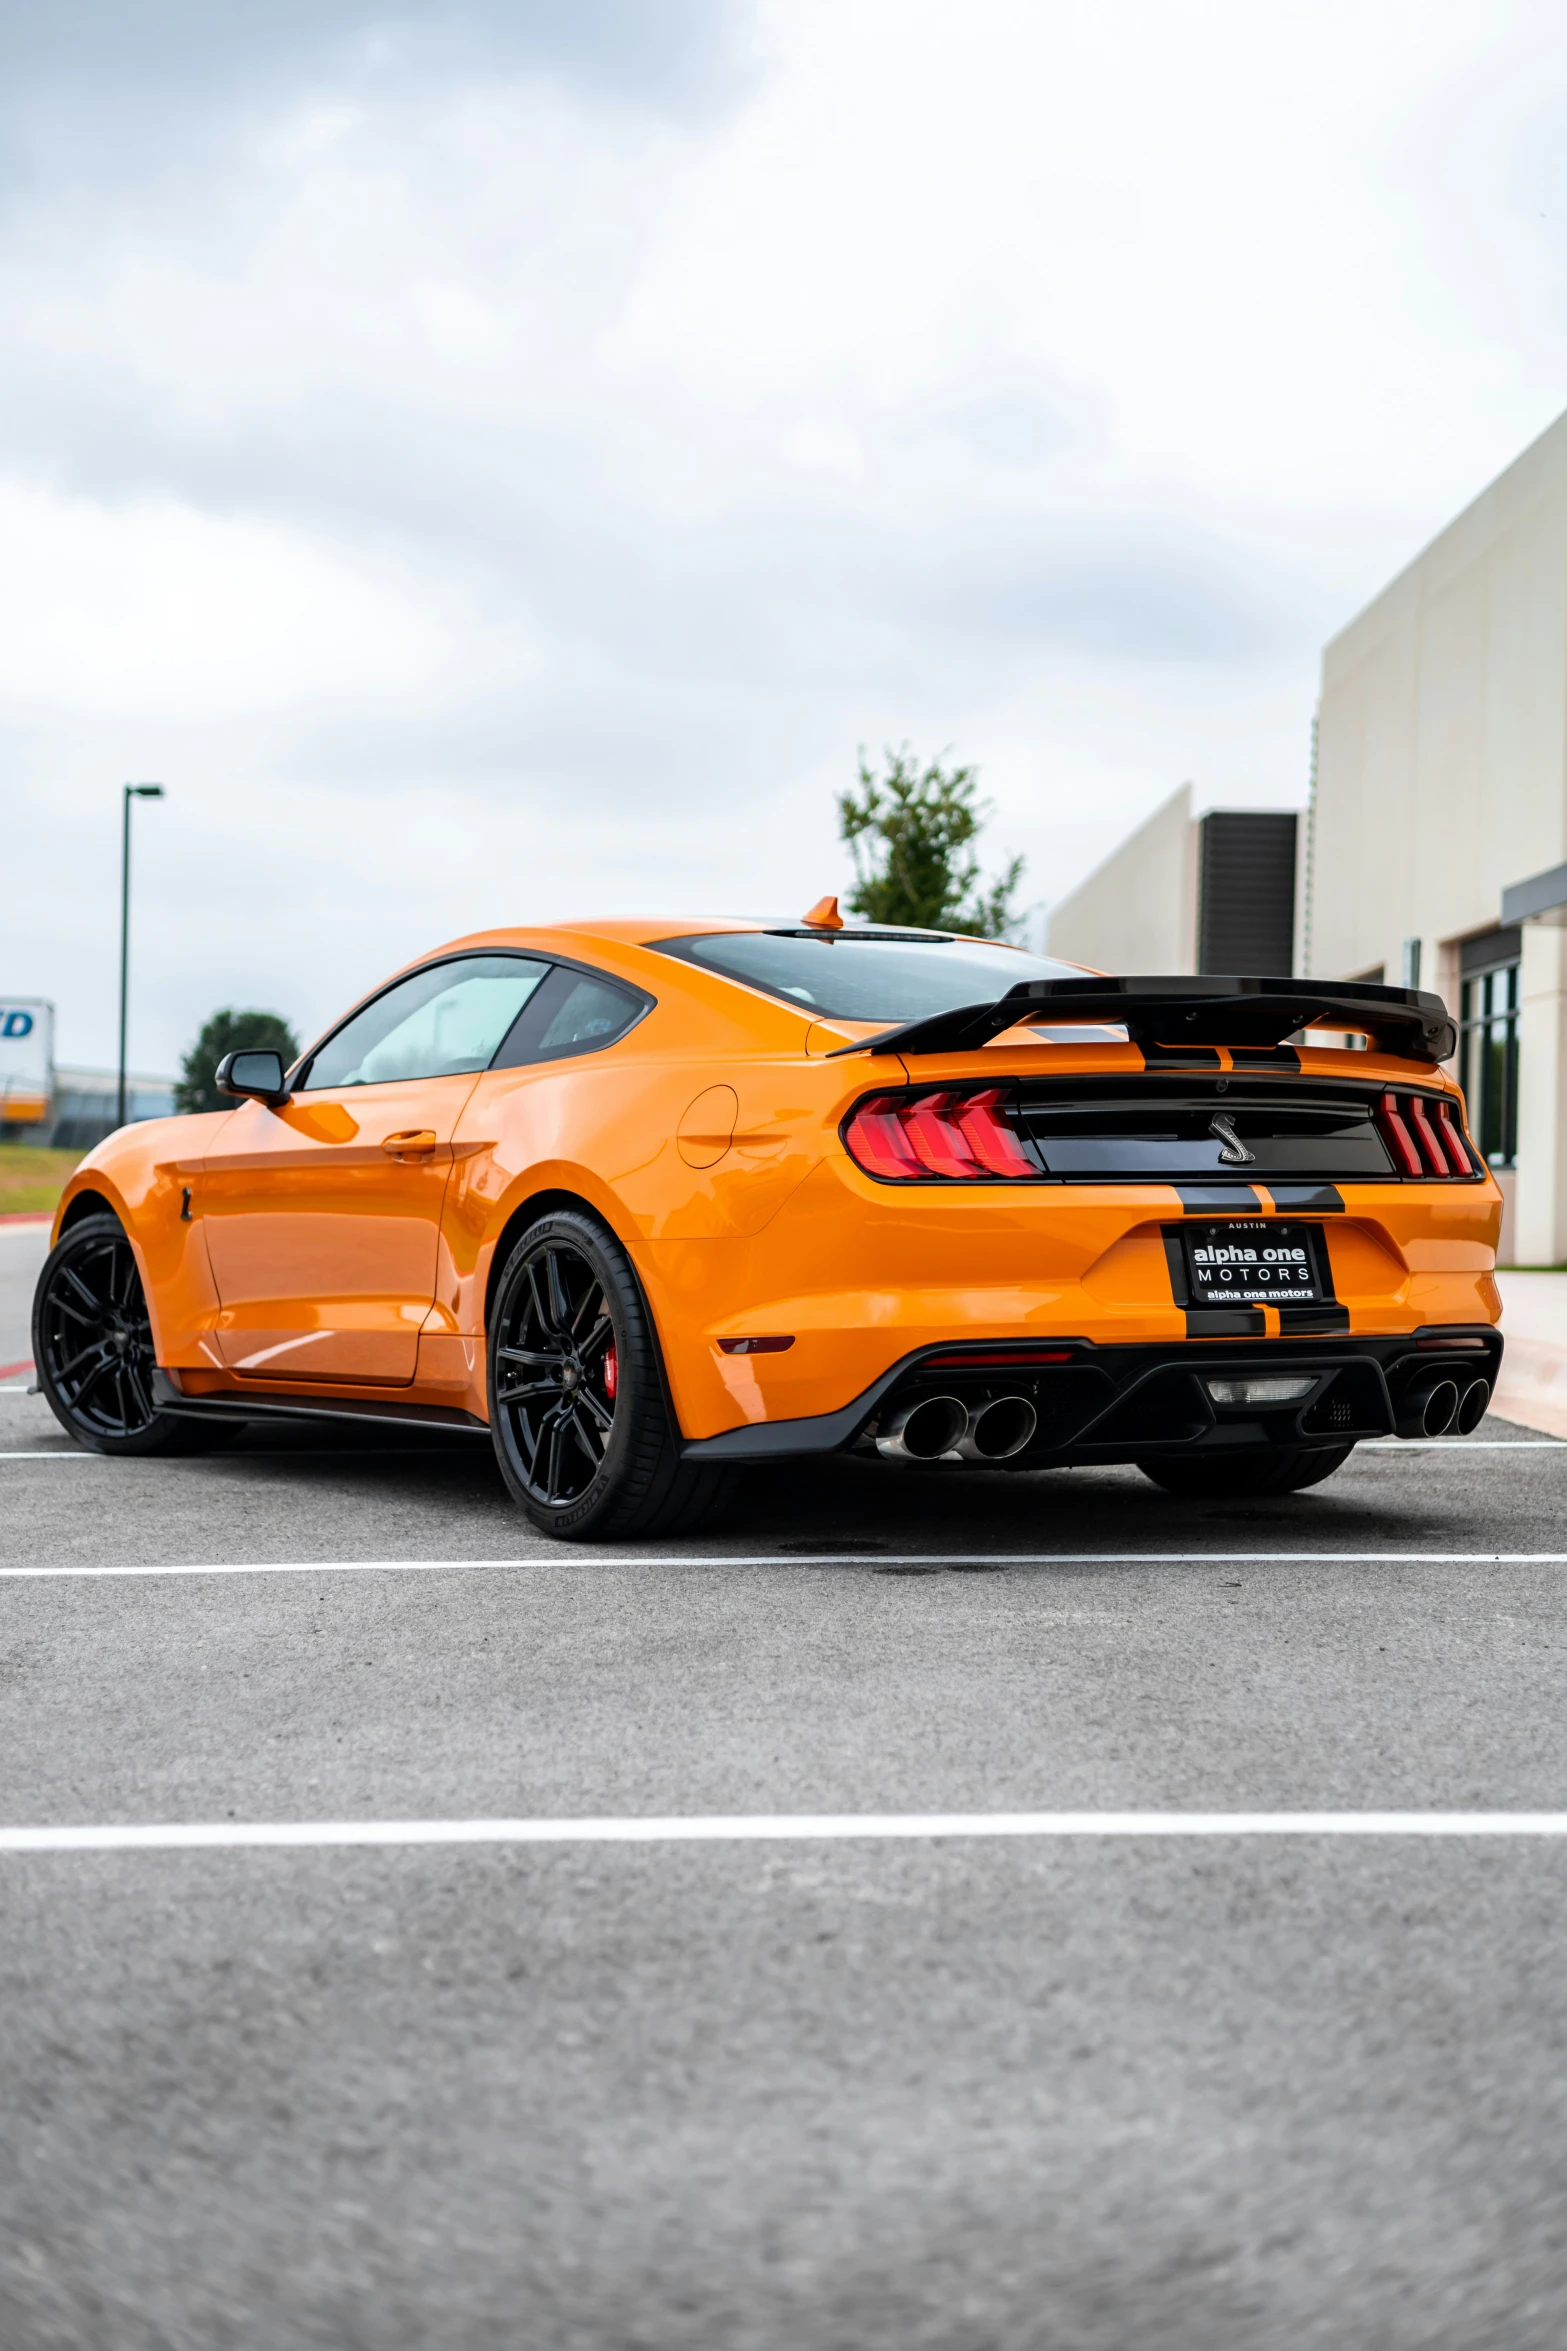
[487, 1209, 738, 1542]
[1136, 1444, 1355, 1498]
[32, 1212, 221, 1456]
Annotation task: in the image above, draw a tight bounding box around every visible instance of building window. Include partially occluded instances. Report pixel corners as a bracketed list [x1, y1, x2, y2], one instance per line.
[1459, 931, 1520, 1168]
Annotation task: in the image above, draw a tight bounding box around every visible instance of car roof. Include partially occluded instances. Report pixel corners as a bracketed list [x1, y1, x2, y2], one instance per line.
[295, 920, 1094, 1069]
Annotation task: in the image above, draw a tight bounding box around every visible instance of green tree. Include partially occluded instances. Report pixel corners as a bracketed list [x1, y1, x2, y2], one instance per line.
[838, 747, 1025, 937]
[176, 1008, 300, 1114]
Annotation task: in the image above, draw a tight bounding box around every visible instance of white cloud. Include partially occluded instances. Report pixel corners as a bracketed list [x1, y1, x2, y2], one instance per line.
[0, 482, 479, 716]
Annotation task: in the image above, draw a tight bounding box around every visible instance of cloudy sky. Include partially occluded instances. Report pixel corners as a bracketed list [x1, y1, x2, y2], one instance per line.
[5, 0, 1567, 1072]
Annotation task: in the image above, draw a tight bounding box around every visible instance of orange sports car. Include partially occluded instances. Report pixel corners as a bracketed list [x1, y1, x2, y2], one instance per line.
[34, 907, 1503, 1539]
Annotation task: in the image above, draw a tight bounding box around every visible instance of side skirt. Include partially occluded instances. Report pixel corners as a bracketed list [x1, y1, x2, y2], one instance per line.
[149, 1370, 491, 1438]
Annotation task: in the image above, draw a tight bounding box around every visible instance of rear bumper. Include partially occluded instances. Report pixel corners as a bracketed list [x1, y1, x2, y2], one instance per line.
[679, 1327, 1503, 1465]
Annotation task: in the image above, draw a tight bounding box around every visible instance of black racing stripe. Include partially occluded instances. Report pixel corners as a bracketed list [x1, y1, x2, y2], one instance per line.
[1230, 1045, 1302, 1070]
[1184, 1307, 1266, 1337]
[1265, 1183, 1345, 1213]
[1176, 1184, 1262, 1212]
[1277, 1304, 1351, 1334]
[1141, 1045, 1224, 1069]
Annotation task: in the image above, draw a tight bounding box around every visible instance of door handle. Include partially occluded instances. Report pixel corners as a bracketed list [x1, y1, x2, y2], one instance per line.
[381, 1129, 438, 1156]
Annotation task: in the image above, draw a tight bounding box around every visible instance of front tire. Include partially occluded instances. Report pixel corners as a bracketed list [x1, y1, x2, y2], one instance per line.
[1137, 1444, 1355, 1498]
[487, 1210, 736, 1541]
[32, 1212, 219, 1455]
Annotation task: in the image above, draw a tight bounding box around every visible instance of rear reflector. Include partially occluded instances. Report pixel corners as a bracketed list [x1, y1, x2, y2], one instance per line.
[1375, 1091, 1478, 1180]
[844, 1087, 1035, 1182]
[717, 1335, 796, 1355]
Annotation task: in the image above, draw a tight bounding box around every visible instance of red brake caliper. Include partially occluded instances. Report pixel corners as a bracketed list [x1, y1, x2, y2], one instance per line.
[603, 1340, 618, 1401]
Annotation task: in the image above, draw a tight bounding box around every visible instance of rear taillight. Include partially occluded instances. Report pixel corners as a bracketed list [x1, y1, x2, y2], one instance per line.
[843, 1086, 1036, 1181]
[1431, 1097, 1478, 1175]
[1375, 1091, 1478, 1179]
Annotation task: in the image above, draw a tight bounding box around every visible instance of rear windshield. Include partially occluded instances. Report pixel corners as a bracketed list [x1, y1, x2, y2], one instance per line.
[657, 931, 1082, 1023]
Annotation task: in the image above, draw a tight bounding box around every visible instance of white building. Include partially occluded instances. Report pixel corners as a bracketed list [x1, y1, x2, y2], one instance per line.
[1049, 404, 1567, 1266]
[1309, 405, 1567, 1266]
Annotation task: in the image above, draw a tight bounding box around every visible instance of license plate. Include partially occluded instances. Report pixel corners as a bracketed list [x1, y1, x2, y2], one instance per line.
[1182, 1219, 1327, 1307]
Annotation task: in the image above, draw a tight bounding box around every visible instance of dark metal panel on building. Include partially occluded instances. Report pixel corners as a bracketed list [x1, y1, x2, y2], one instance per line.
[1460, 925, 1520, 978]
[1197, 810, 1298, 975]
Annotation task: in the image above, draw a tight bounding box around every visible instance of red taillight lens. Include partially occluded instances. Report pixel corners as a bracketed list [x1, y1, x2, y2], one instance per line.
[1432, 1097, 1477, 1176]
[1376, 1092, 1423, 1176]
[899, 1091, 982, 1179]
[1405, 1094, 1450, 1175]
[844, 1086, 1034, 1181]
[953, 1086, 1036, 1176]
[842, 1094, 925, 1180]
[1376, 1091, 1474, 1179]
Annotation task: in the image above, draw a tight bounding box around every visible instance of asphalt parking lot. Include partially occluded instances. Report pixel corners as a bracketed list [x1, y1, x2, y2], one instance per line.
[5, 1220, 1567, 2348]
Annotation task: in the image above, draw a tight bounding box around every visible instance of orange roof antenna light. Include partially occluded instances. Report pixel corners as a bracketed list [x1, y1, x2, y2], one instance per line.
[803, 895, 844, 930]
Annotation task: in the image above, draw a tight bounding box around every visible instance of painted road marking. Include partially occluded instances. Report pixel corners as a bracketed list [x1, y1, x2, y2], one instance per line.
[6, 1550, 1567, 1580]
[7, 1811, 1567, 1853]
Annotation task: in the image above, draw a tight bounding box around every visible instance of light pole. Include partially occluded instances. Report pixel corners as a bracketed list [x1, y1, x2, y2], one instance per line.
[117, 783, 164, 1130]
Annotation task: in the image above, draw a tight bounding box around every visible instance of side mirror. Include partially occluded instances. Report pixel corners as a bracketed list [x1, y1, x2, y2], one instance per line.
[216, 1049, 290, 1106]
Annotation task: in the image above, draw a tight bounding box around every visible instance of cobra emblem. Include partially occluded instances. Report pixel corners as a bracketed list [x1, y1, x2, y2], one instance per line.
[1208, 1111, 1255, 1166]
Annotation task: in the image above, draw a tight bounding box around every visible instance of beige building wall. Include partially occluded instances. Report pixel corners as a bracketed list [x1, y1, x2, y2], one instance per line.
[1312, 404, 1567, 1261]
[1047, 783, 1198, 974]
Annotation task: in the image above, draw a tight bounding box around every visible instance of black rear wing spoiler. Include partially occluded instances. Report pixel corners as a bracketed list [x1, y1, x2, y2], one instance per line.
[828, 975, 1459, 1065]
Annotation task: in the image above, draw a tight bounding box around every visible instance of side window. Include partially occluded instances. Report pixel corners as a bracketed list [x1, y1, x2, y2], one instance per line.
[300, 957, 551, 1090]
[491, 966, 649, 1069]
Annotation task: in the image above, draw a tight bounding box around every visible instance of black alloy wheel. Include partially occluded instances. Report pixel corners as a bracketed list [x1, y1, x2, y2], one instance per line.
[494, 1234, 619, 1506]
[32, 1211, 215, 1455]
[487, 1209, 737, 1541]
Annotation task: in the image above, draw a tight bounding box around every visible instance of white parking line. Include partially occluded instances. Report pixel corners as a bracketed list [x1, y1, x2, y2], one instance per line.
[5, 1810, 1567, 1853]
[4, 1550, 1567, 1579]
[4, 1434, 1562, 1452]
[1360, 1438, 1566, 1448]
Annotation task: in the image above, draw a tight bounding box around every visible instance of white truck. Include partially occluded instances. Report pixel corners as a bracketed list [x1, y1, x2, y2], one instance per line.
[0, 999, 55, 1132]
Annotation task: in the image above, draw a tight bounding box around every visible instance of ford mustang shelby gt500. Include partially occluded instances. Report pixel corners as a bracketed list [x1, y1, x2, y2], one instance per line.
[33, 908, 1503, 1538]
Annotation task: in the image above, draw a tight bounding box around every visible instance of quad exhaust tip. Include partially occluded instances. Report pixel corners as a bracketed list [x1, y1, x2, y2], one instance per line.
[879, 1366, 1493, 1460]
[960, 1394, 1038, 1461]
[1455, 1375, 1490, 1435]
[1396, 1371, 1491, 1440]
[876, 1392, 1038, 1464]
[1397, 1374, 1461, 1439]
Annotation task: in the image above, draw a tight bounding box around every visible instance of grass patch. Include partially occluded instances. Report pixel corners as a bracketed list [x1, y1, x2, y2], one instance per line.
[0, 1146, 84, 1217]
